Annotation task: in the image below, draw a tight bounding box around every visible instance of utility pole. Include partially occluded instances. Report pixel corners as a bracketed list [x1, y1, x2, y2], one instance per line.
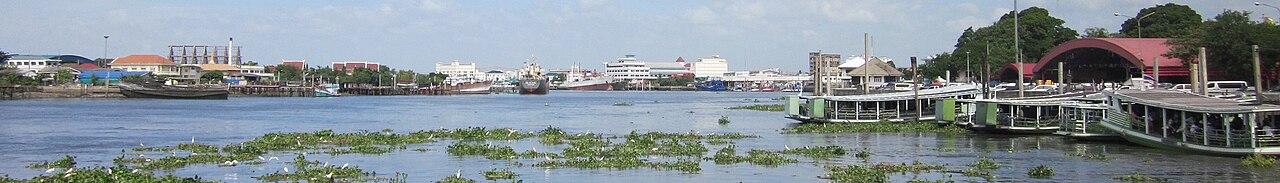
[1199, 47, 1208, 95]
[912, 56, 921, 121]
[863, 33, 870, 94]
[1254, 45, 1265, 104]
[1015, 0, 1024, 98]
[983, 41, 991, 99]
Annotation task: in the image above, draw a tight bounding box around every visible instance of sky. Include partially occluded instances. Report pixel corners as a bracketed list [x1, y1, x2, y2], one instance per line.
[0, 0, 1268, 73]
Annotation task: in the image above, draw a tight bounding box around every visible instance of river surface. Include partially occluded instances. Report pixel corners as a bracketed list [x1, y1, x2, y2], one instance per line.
[0, 91, 1276, 182]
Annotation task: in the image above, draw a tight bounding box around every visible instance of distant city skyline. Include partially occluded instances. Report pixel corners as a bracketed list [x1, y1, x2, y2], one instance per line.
[0, 0, 1262, 73]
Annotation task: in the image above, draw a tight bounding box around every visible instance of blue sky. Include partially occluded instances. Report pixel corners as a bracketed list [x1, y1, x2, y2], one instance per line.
[0, 0, 1265, 73]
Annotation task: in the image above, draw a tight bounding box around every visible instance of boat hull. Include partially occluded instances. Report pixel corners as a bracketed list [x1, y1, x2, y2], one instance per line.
[121, 87, 228, 99]
[518, 79, 549, 94]
[561, 83, 613, 90]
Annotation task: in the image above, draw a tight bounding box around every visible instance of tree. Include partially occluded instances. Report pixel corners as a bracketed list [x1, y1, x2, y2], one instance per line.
[243, 61, 258, 66]
[274, 65, 303, 82]
[201, 71, 225, 83]
[55, 69, 74, 84]
[0, 48, 10, 64]
[1167, 10, 1280, 83]
[930, 7, 1076, 80]
[1119, 3, 1202, 38]
[1082, 27, 1111, 38]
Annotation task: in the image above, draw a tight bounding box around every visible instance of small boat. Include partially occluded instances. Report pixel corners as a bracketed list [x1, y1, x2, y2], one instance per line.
[558, 77, 614, 91]
[315, 83, 341, 97]
[516, 61, 549, 95]
[119, 83, 228, 99]
[1100, 89, 1280, 155]
[696, 80, 726, 91]
[965, 92, 1099, 134]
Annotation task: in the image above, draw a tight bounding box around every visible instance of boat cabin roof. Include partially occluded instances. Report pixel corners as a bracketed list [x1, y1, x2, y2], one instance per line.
[1113, 89, 1280, 113]
[802, 84, 981, 102]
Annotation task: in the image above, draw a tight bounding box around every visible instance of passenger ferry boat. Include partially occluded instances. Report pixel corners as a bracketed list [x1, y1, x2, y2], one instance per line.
[785, 84, 981, 123]
[1054, 98, 1120, 140]
[1100, 89, 1280, 155]
[964, 92, 1100, 134]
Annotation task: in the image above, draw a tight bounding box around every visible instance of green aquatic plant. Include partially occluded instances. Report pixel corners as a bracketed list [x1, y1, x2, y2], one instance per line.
[718, 116, 731, 125]
[968, 159, 999, 170]
[176, 143, 220, 154]
[907, 179, 956, 183]
[1028, 165, 1054, 179]
[5, 166, 214, 183]
[1242, 153, 1276, 168]
[855, 149, 872, 160]
[706, 139, 731, 145]
[27, 155, 75, 169]
[745, 149, 798, 167]
[782, 121, 968, 135]
[482, 168, 517, 180]
[437, 175, 476, 183]
[534, 157, 701, 173]
[872, 161, 946, 173]
[446, 142, 518, 160]
[1112, 172, 1169, 182]
[779, 145, 846, 159]
[727, 104, 784, 112]
[709, 146, 745, 164]
[821, 165, 888, 183]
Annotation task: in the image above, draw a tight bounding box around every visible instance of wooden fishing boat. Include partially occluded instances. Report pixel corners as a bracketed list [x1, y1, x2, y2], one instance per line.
[1100, 89, 1280, 155]
[119, 83, 229, 99]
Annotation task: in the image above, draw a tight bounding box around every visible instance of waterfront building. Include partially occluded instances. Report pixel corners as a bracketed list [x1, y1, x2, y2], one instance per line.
[604, 55, 656, 82]
[435, 60, 482, 84]
[5, 55, 61, 77]
[281, 59, 306, 69]
[110, 54, 180, 76]
[842, 56, 903, 88]
[692, 55, 729, 79]
[810, 51, 842, 95]
[483, 69, 517, 82]
[331, 61, 382, 74]
[648, 57, 691, 78]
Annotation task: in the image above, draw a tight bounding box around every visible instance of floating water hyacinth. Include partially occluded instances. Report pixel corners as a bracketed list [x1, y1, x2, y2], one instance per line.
[726, 104, 784, 112]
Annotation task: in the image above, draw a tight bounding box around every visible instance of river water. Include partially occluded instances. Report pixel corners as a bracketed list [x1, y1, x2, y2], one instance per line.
[0, 91, 1275, 182]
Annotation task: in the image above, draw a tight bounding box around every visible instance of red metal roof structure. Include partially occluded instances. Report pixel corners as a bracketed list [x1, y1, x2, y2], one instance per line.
[1033, 38, 1187, 77]
[112, 55, 176, 65]
[997, 63, 1037, 80]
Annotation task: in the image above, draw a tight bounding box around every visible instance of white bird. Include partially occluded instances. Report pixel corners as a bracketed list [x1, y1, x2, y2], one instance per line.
[139, 143, 145, 147]
[322, 161, 329, 167]
[651, 147, 659, 151]
[171, 151, 177, 157]
[269, 156, 279, 161]
[106, 168, 112, 175]
[341, 163, 349, 169]
[532, 147, 537, 152]
[325, 172, 333, 178]
[44, 168, 56, 174]
[545, 155, 552, 160]
[131, 169, 139, 173]
[144, 158, 152, 162]
[455, 170, 461, 178]
[785, 145, 791, 150]
[258, 156, 266, 161]
[138, 154, 145, 157]
[62, 173, 73, 178]
[64, 168, 73, 174]
[222, 161, 234, 166]
[283, 167, 290, 173]
[191, 136, 195, 143]
[192, 152, 199, 156]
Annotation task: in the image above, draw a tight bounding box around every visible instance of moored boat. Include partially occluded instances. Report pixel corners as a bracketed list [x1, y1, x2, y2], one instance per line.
[696, 80, 726, 91]
[965, 92, 1099, 134]
[315, 83, 341, 97]
[516, 62, 549, 95]
[1054, 100, 1121, 141]
[785, 84, 982, 123]
[1100, 89, 1280, 155]
[119, 83, 229, 99]
[558, 77, 614, 91]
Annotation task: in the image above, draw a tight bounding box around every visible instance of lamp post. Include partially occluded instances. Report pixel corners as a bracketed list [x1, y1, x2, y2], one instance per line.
[1114, 11, 1160, 38]
[1259, 2, 1280, 14]
[965, 51, 971, 82]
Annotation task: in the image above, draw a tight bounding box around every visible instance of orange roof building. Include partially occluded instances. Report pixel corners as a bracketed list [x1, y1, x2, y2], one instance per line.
[109, 54, 180, 76]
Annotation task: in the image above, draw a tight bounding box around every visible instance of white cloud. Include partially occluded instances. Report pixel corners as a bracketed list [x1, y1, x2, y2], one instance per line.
[684, 6, 718, 24]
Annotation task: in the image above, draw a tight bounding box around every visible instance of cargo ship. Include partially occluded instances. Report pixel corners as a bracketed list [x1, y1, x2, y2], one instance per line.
[516, 62, 549, 94]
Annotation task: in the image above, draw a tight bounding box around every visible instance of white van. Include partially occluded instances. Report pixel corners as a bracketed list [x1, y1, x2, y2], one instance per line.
[1206, 81, 1248, 94]
[893, 83, 917, 91]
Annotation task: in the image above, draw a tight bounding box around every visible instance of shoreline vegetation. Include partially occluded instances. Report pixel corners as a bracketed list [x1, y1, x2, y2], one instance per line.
[2, 123, 993, 182]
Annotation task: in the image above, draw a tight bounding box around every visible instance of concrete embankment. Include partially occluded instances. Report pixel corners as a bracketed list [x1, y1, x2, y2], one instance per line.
[0, 85, 122, 99]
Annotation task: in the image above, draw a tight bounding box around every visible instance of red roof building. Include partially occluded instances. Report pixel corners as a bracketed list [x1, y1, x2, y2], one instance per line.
[281, 60, 306, 69]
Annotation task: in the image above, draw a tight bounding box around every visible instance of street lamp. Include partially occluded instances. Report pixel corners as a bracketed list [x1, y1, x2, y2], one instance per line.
[965, 51, 971, 82]
[1114, 11, 1160, 38]
[1258, 2, 1280, 15]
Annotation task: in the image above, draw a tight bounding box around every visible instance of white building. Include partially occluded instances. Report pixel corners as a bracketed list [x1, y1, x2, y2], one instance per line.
[435, 60, 481, 84]
[483, 69, 516, 82]
[648, 57, 690, 77]
[4, 55, 63, 77]
[692, 55, 729, 79]
[604, 55, 656, 81]
[110, 54, 180, 76]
